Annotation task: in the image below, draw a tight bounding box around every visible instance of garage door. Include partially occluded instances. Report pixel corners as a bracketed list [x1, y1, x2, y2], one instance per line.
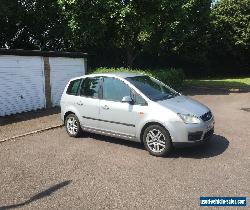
[49, 57, 86, 106]
[0, 55, 45, 116]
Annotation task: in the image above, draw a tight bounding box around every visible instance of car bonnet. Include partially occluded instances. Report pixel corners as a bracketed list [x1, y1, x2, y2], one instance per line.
[157, 95, 209, 117]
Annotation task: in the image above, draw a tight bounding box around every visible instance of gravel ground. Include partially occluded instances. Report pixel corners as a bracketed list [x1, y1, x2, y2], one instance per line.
[0, 91, 249, 210]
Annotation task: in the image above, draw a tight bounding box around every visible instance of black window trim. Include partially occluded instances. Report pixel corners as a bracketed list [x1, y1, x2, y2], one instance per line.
[76, 79, 84, 96]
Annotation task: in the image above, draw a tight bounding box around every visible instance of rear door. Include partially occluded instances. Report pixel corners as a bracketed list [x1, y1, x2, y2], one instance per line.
[77, 76, 102, 129]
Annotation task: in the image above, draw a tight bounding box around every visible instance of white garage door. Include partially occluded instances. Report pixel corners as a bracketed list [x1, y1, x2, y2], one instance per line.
[49, 57, 86, 106]
[0, 55, 45, 116]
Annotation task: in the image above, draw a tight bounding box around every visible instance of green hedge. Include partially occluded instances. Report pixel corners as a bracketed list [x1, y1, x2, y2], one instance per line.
[91, 67, 185, 89]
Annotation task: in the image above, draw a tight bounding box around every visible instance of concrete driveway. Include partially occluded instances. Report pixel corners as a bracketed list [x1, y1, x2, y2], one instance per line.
[0, 90, 249, 209]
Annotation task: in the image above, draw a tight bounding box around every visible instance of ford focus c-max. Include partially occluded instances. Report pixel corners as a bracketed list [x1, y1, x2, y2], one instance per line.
[60, 72, 214, 156]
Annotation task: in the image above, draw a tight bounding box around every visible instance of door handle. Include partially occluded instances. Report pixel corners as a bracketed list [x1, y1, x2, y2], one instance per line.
[102, 105, 109, 110]
[77, 101, 84, 106]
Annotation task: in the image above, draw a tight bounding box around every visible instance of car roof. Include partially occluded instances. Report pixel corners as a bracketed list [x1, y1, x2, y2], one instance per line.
[69, 72, 146, 82]
[90, 72, 144, 78]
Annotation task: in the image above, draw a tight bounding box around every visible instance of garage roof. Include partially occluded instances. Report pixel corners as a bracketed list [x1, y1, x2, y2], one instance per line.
[0, 49, 87, 58]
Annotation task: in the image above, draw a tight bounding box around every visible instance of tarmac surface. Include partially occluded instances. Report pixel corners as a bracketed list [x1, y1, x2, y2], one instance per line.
[0, 89, 249, 209]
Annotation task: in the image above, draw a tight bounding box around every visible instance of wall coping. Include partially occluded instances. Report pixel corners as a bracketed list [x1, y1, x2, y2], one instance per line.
[0, 49, 88, 58]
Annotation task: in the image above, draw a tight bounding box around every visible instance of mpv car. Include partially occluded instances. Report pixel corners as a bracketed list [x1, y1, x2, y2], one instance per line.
[60, 72, 214, 156]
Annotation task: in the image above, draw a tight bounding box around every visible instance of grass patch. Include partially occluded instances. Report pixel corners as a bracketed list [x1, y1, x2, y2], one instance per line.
[185, 77, 250, 89]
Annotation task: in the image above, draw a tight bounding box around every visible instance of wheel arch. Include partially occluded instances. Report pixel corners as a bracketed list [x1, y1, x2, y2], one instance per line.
[64, 111, 75, 123]
[140, 122, 172, 143]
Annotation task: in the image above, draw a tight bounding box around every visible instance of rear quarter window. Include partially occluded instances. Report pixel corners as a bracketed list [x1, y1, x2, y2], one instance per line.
[66, 79, 81, 95]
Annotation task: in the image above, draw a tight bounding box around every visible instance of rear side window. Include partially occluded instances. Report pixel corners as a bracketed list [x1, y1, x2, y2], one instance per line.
[66, 79, 81, 95]
[80, 77, 101, 98]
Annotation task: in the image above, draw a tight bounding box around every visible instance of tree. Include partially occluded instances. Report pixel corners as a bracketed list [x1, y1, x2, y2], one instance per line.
[149, 0, 212, 73]
[59, 0, 213, 68]
[0, 0, 71, 50]
[58, 0, 158, 67]
[1, 0, 249, 75]
[209, 0, 250, 74]
[108, 0, 157, 67]
[0, 0, 22, 48]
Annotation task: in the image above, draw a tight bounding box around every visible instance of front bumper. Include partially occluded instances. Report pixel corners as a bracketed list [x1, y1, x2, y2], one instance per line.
[165, 117, 215, 145]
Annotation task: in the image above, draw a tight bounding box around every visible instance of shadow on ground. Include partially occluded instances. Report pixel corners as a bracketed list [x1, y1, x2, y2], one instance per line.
[240, 107, 250, 112]
[0, 180, 71, 210]
[0, 108, 60, 126]
[83, 133, 229, 159]
[170, 135, 229, 159]
[86, 133, 145, 150]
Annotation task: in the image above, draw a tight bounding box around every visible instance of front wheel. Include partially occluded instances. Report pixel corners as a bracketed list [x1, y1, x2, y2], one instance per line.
[143, 125, 172, 157]
[65, 114, 82, 137]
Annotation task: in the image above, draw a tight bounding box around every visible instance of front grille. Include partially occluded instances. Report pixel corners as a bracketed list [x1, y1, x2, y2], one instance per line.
[188, 131, 203, 141]
[200, 111, 212, 122]
[203, 128, 214, 140]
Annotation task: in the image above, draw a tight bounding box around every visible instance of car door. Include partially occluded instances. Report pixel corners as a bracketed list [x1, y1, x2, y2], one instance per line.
[99, 77, 144, 137]
[77, 76, 102, 129]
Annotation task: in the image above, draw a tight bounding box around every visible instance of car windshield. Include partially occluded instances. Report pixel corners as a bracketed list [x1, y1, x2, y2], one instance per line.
[126, 75, 179, 101]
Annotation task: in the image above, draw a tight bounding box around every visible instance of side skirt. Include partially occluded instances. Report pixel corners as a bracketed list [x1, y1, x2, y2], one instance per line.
[81, 126, 139, 142]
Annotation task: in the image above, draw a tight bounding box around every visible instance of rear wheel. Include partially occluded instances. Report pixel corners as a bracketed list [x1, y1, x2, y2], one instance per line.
[143, 125, 172, 157]
[65, 114, 82, 137]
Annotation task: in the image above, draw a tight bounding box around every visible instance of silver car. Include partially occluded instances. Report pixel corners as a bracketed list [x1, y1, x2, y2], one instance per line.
[60, 72, 215, 156]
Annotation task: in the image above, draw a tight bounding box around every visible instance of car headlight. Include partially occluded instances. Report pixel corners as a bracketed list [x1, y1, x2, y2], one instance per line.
[178, 113, 201, 124]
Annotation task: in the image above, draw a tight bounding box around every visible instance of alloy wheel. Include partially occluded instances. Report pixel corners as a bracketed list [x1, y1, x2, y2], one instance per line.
[146, 128, 166, 153]
[66, 116, 78, 135]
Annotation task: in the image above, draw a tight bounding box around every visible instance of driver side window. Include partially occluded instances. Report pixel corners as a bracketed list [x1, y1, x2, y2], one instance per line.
[102, 77, 130, 102]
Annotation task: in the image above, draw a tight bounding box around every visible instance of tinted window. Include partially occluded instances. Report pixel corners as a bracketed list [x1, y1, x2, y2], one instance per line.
[80, 77, 100, 98]
[66, 79, 81, 95]
[126, 76, 178, 101]
[103, 77, 130, 101]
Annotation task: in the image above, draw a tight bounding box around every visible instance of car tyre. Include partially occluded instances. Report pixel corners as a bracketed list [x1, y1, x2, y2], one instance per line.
[143, 125, 172, 157]
[65, 114, 82, 137]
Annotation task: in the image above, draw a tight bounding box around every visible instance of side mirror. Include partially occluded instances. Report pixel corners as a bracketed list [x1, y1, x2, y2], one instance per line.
[121, 96, 133, 104]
